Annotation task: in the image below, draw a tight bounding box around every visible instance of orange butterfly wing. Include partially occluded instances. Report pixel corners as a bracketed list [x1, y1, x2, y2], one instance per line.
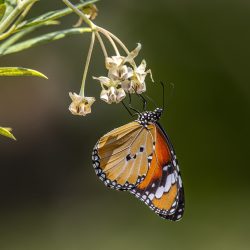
[130, 123, 184, 221]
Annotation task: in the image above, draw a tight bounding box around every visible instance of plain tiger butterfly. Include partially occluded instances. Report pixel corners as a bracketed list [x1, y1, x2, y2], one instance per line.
[92, 102, 184, 221]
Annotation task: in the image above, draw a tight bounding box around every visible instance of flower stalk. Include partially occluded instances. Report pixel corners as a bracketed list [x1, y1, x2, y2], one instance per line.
[80, 31, 96, 96]
[62, 0, 96, 30]
[62, 0, 153, 114]
[95, 31, 108, 58]
[96, 26, 130, 55]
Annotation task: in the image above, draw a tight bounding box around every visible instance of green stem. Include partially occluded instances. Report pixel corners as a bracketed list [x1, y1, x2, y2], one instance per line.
[0, 0, 38, 34]
[0, 2, 34, 40]
[97, 26, 130, 55]
[80, 32, 96, 96]
[62, 0, 96, 30]
[95, 31, 108, 58]
[97, 29, 120, 56]
[62, 1, 129, 58]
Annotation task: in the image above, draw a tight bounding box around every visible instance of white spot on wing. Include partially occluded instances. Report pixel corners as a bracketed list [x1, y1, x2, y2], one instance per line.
[148, 193, 154, 200]
[164, 174, 172, 192]
[177, 164, 180, 172]
[163, 165, 168, 171]
[171, 173, 176, 184]
[170, 208, 175, 214]
[155, 186, 164, 199]
[178, 176, 183, 188]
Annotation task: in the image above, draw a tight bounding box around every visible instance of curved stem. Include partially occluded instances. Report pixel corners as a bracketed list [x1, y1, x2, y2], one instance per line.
[62, 0, 96, 30]
[97, 26, 130, 55]
[80, 32, 96, 96]
[95, 31, 108, 58]
[97, 29, 120, 56]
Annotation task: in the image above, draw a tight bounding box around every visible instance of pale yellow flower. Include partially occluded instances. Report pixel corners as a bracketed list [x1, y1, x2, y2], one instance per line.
[105, 56, 125, 70]
[124, 43, 142, 66]
[100, 87, 126, 104]
[69, 92, 95, 116]
[105, 43, 141, 79]
[108, 64, 133, 82]
[122, 60, 153, 94]
[96, 43, 152, 98]
[93, 76, 126, 104]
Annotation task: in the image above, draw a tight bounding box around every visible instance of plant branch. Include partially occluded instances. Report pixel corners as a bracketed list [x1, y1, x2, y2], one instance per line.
[95, 31, 108, 58]
[0, 0, 38, 34]
[80, 31, 96, 96]
[97, 30, 120, 56]
[97, 26, 130, 55]
[0, 2, 34, 40]
[62, 0, 96, 30]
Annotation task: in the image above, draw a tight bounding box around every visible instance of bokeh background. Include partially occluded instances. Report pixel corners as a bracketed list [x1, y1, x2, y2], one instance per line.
[0, 0, 250, 249]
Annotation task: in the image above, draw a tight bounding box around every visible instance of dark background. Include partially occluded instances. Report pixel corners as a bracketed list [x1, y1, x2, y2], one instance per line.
[0, 0, 250, 249]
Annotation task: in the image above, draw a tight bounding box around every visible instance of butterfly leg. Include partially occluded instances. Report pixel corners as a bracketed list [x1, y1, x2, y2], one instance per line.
[130, 87, 147, 111]
[121, 101, 134, 116]
[136, 93, 147, 111]
[128, 93, 140, 114]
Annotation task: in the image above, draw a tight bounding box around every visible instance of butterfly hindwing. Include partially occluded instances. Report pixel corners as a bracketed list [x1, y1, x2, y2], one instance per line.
[130, 123, 184, 221]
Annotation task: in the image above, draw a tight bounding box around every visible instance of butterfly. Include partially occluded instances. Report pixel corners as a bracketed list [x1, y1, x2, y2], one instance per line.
[92, 106, 184, 221]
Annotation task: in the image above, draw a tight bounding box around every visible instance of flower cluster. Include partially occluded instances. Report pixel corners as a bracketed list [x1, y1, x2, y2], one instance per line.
[94, 43, 153, 104]
[67, 3, 154, 117]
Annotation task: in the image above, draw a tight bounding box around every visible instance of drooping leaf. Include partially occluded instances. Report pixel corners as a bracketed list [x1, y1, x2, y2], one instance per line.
[0, 27, 91, 56]
[16, 0, 98, 31]
[0, 127, 16, 140]
[0, 20, 59, 53]
[0, 67, 48, 78]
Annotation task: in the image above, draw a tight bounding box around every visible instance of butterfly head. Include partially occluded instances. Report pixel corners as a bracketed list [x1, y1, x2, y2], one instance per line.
[137, 108, 163, 126]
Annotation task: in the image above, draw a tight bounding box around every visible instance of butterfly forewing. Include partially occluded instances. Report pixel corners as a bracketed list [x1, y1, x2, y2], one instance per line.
[92, 121, 156, 190]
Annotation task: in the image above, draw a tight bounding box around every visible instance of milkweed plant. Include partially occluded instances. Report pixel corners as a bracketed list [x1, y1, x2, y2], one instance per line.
[0, 0, 154, 140]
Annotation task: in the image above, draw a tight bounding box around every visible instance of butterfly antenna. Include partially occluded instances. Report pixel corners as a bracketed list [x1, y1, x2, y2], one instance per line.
[160, 81, 165, 111]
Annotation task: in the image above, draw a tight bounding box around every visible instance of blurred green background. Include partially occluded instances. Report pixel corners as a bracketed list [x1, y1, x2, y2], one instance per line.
[0, 0, 250, 249]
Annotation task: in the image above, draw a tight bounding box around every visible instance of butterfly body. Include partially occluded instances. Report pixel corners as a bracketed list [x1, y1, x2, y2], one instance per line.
[92, 108, 184, 221]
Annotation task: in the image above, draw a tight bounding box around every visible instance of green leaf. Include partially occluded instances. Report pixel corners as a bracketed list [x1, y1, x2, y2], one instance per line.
[0, 127, 16, 140]
[1, 0, 17, 22]
[0, 67, 48, 78]
[16, 0, 98, 31]
[0, 3, 6, 21]
[0, 27, 92, 56]
[0, 20, 59, 53]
